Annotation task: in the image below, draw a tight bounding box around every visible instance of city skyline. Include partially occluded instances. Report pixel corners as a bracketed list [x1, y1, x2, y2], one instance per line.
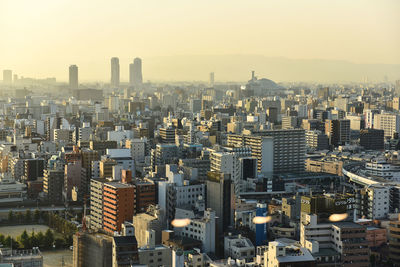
[0, 0, 399, 82]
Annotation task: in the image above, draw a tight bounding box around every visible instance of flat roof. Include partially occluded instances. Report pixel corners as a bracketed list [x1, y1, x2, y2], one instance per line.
[332, 222, 364, 229]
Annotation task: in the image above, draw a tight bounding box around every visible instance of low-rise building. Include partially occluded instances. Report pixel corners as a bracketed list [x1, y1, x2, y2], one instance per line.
[224, 234, 255, 263]
[265, 239, 316, 267]
[0, 248, 43, 267]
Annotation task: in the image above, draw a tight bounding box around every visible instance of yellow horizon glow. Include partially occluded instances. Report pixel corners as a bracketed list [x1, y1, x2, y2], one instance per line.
[0, 0, 399, 82]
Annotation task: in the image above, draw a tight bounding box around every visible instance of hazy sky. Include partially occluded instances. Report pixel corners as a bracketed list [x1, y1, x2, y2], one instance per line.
[0, 0, 399, 82]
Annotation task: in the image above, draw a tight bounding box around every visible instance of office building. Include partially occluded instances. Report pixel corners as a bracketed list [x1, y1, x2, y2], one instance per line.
[317, 87, 329, 100]
[43, 169, 64, 204]
[395, 80, 400, 96]
[158, 166, 206, 223]
[360, 129, 384, 150]
[210, 151, 240, 193]
[105, 149, 135, 172]
[132, 179, 156, 214]
[126, 138, 147, 163]
[129, 57, 143, 88]
[301, 119, 325, 132]
[227, 135, 273, 174]
[325, 119, 350, 147]
[2, 70, 12, 85]
[282, 115, 298, 129]
[159, 127, 176, 144]
[305, 130, 329, 150]
[23, 158, 45, 182]
[228, 129, 305, 174]
[69, 64, 78, 90]
[64, 160, 86, 202]
[206, 172, 234, 232]
[393, 97, 400, 111]
[374, 113, 400, 138]
[209, 72, 215, 87]
[110, 57, 120, 88]
[190, 99, 202, 113]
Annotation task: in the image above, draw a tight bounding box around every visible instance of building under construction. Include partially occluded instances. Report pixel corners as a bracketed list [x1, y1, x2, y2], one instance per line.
[73, 231, 113, 267]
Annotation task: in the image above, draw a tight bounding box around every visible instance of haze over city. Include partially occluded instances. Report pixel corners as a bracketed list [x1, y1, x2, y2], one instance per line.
[2, 1, 400, 267]
[1, 0, 399, 82]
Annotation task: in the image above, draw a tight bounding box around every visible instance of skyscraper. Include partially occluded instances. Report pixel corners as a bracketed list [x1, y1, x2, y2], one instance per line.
[110, 57, 120, 88]
[2, 70, 12, 84]
[129, 58, 143, 88]
[69, 65, 78, 90]
[209, 72, 215, 87]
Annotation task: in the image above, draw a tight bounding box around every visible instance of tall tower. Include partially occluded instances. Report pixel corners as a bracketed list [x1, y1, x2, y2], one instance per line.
[209, 72, 214, 87]
[110, 57, 120, 88]
[69, 65, 79, 90]
[129, 58, 143, 88]
[2, 70, 12, 85]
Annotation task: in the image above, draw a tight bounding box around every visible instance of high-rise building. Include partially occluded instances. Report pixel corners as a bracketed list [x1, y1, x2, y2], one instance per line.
[226, 135, 273, 174]
[317, 87, 329, 100]
[43, 169, 64, 204]
[89, 178, 106, 230]
[206, 171, 234, 232]
[389, 220, 400, 265]
[325, 119, 350, 147]
[64, 161, 86, 202]
[305, 130, 329, 150]
[69, 64, 79, 90]
[360, 129, 384, 150]
[374, 113, 400, 138]
[103, 181, 135, 233]
[209, 72, 215, 87]
[2, 70, 12, 84]
[23, 158, 45, 182]
[228, 129, 305, 174]
[395, 80, 400, 96]
[73, 232, 113, 267]
[132, 179, 156, 214]
[129, 58, 143, 88]
[282, 115, 298, 129]
[110, 57, 120, 88]
[159, 127, 176, 144]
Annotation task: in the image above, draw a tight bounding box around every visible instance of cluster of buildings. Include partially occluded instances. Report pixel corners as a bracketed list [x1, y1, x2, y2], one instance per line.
[1, 63, 400, 266]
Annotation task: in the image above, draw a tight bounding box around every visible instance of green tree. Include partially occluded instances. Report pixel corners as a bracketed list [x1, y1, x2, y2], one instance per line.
[33, 209, 40, 222]
[8, 210, 14, 222]
[25, 210, 32, 223]
[30, 232, 39, 247]
[5, 236, 18, 249]
[0, 234, 5, 245]
[18, 230, 30, 248]
[54, 237, 65, 248]
[44, 229, 54, 248]
[36, 231, 45, 248]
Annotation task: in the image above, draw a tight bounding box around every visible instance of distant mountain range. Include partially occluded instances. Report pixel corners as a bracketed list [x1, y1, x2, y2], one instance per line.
[144, 54, 400, 83]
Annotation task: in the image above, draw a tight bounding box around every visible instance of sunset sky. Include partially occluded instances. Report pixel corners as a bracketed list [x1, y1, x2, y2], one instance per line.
[0, 0, 399, 82]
